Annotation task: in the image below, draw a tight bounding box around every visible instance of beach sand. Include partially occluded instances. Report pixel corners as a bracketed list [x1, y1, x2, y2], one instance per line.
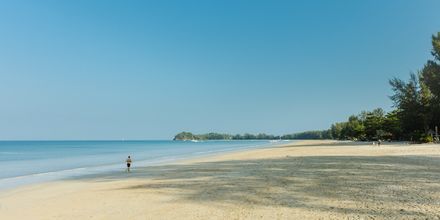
[1, 140, 440, 219]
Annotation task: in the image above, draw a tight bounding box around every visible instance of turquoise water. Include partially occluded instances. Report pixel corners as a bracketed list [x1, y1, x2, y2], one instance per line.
[0, 140, 283, 190]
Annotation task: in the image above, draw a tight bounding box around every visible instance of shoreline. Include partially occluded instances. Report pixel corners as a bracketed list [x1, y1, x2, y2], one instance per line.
[0, 140, 286, 191]
[1, 140, 440, 219]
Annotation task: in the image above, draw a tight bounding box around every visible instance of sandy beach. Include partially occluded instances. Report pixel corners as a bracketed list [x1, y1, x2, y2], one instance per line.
[1, 140, 440, 220]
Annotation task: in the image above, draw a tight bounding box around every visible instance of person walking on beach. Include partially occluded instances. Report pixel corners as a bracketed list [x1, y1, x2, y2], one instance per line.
[126, 156, 132, 172]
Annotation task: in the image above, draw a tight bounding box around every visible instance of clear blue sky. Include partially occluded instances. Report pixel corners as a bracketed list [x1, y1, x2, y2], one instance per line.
[1, 0, 439, 140]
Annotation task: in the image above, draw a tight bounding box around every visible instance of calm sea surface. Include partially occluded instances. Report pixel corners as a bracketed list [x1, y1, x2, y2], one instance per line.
[0, 140, 285, 190]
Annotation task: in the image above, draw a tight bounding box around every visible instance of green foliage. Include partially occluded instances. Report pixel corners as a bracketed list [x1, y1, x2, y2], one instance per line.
[173, 132, 198, 140]
[174, 33, 440, 144]
[382, 110, 403, 140]
[331, 32, 440, 143]
[330, 114, 368, 141]
[420, 32, 440, 131]
[389, 75, 418, 139]
[363, 108, 385, 140]
[389, 73, 433, 140]
[344, 115, 365, 140]
[330, 123, 345, 140]
[281, 130, 331, 140]
[419, 134, 434, 143]
[330, 108, 409, 141]
[174, 132, 278, 140]
[198, 133, 233, 140]
[341, 105, 433, 142]
[173, 132, 233, 140]
[174, 131, 330, 141]
[430, 32, 440, 61]
[231, 133, 278, 140]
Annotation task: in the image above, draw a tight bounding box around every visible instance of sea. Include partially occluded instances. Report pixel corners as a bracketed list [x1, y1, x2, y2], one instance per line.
[0, 140, 286, 190]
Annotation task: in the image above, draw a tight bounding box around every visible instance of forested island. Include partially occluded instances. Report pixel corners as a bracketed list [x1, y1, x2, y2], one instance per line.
[175, 32, 440, 143]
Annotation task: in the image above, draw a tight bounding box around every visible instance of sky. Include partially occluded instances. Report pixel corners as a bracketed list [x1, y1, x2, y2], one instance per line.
[0, 0, 440, 140]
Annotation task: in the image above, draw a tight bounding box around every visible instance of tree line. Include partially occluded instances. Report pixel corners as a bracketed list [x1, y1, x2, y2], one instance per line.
[173, 131, 332, 141]
[174, 32, 440, 143]
[173, 132, 280, 141]
[329, 32, 440, 143]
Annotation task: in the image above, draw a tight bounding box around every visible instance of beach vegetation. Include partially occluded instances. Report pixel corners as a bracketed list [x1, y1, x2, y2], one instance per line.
[174, 32, 440, 143]
[331, 32, 440, 143]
